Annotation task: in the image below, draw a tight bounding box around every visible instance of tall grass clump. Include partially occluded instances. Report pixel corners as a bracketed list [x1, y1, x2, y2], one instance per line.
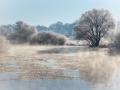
[30, 31, 66, 45]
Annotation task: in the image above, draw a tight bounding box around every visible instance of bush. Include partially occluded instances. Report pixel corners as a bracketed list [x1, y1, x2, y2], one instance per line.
[30, 31, 66, 45]
[108, 32, 120, 54]
[0, 36, 9, 53]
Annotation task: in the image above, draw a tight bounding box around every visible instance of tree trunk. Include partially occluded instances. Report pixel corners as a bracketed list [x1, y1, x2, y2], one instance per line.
[91, 40, 99, 47]
[94, 41, 99, 47]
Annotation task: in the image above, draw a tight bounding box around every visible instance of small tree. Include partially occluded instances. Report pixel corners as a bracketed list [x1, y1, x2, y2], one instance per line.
[74, 8, 116, 47]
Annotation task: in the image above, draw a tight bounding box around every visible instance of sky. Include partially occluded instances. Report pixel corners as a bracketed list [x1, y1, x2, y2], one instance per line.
[0, 0, 120, 26]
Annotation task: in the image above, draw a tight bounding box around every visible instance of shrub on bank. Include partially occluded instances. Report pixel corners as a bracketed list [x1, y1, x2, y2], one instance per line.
[108, 32, 120, 54]
[30, 31, 66, 45]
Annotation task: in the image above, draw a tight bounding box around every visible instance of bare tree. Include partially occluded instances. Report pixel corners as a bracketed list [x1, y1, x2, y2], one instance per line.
[74, 8, 116, 47]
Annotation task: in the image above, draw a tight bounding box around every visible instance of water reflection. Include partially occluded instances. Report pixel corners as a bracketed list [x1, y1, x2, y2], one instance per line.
[7, 60, 17, 68]
[38, 46, 90, 54]
[54, 48, 118, 85]
[0, 79, 93, 90]
[78, 59, 117, 84]
[0, 72, 17, 81]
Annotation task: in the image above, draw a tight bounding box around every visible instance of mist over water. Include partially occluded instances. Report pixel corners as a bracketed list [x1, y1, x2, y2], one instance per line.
[0, 44, 119, 90]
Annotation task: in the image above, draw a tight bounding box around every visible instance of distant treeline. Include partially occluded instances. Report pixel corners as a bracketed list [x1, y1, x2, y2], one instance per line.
[1, 21, 120, 38]
[36, 21, 78, 37]
[0, 21, 78, 37]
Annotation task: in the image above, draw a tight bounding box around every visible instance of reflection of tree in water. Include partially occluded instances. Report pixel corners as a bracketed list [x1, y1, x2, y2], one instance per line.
[56, 49, 118, 84]
[79, 59, 117, 84]
[38, 46, 90, 54]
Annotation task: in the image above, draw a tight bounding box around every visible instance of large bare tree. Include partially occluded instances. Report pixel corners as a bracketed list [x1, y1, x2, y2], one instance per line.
[74, 8, 116, 47]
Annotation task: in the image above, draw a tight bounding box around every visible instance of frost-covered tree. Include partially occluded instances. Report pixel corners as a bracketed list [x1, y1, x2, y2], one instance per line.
[74, 8, 116, 47]
[0, 27, 13, 37]
[8, 21, 37, 44]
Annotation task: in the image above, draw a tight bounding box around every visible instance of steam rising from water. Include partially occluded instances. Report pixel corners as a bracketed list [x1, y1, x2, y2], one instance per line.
[0, 44, 120, 86]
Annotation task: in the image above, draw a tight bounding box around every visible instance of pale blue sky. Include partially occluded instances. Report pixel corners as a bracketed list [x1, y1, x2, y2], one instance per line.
[0, 0, 120, 26]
